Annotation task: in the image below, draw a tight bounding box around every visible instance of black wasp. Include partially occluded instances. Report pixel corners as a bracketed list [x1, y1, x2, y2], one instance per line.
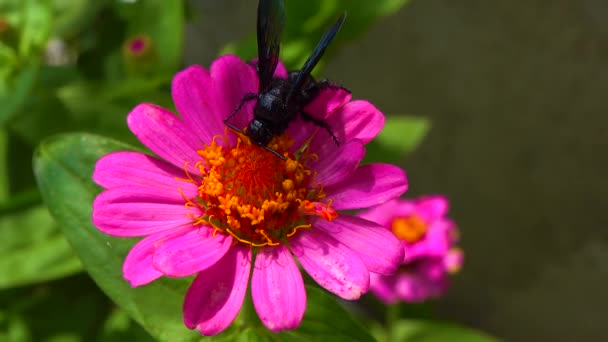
[224, 0, 348, 160]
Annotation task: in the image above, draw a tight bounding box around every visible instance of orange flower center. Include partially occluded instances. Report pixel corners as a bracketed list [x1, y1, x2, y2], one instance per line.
[391, 215, 427, 243]
[179, 133, 337, 246]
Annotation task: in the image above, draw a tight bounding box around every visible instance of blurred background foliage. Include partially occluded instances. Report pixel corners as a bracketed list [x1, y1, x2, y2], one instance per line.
[2, 0, 603, 341]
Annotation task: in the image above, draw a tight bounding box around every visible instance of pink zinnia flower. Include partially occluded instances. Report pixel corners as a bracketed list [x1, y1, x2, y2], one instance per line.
[358, 195, 463, 303]
[92, 55, 408, 335]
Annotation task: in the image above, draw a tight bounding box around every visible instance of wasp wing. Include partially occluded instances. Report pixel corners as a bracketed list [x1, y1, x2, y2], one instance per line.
[257, 0, 285, 92]
[288, 12, 346, 100]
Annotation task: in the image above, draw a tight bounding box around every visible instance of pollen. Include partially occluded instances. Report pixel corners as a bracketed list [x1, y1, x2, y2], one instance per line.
[391, 215, 428, 243]
[181, 133, 334, 246]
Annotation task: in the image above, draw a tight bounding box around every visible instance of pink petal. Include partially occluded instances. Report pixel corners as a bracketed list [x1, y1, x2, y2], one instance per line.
[405, 220, 452, 262]
[92, 189, 200, 237]
[357, 199, 416, 227]
[93, 151, 199, 201]
[210, 55, 258, 134]
[315, 214, 404, 275]
[183, 245, 251, 336]
[274, 61, 287, 78]
[394, 274, 431, 302]
[308, 99, 385, 157]
[328, 100, 385, 144]
[312, 140, 365, 187]
[291, 229, 369, 300]
[251, 245, 305, 332]
[152, 227, 232, 277]
[369, 273, 399, 304]
[325, 164, 408, 210]
[127, 103, 203, 175]
[249, 58, 287, 79]
[444, 248, 464, 273]
[395, 259, 449, 302]
[287, 88, 351, 149]
[172, 65, 224, 145]
[285, 117, 314, 152]
[123, 230, 184, 287]
[304, 88, 352, 120]
[415, 195, 450, 221]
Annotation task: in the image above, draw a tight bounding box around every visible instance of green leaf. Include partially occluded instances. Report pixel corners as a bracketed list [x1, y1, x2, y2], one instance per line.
[364, 116, 430, 164]
[0, 274, 115, 341]
[377, 116, 430, 155]
[6, 132, 38, 195]
[4, 66, 80, 144]
[0, 204, 82, 289]
[0, 42, 19, 81]
[99, 308, 154, 342]
[279, 287, 375, 342]
[0, 60, 39, 126]
[10, 75, 171, 146]
[0, 130, 7, 201]
[0, 312, 31, 341]
[18, 0, 53, 58]
[33, 133, 200, 342]
[52, 0, 101, 39]
[391, 320, 500, 342]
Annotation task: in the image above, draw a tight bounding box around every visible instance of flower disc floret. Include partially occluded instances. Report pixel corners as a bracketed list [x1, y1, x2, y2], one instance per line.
[391, 215, 427, 243]
[182, 134, 331, 247]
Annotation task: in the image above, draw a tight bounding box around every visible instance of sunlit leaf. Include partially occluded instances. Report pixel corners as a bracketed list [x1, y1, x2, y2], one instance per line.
[378, 116, 430, 155]
[18, 0, 53, 58]
[364, 115, 430, 164]
[33, 133, 199, 341]
[0, 43, 18, 82]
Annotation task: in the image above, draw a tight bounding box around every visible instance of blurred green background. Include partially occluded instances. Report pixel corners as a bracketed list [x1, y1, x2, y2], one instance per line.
[1, 0, 606, 341]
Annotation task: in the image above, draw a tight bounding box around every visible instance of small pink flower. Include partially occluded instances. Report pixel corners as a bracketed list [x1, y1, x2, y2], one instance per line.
[358, 195, 463, 303]
[92, 55, 408, 335]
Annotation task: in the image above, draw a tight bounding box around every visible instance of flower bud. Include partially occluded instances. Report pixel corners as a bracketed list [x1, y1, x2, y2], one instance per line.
[122, 34, 157, 74]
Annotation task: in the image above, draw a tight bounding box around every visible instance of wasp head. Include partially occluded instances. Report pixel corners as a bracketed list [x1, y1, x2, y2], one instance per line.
[247, 118, 274, 146]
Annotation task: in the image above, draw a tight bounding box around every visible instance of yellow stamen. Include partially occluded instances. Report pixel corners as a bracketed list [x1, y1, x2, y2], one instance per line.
[177, 133, 335, 246]
[391, 215, 428, 243]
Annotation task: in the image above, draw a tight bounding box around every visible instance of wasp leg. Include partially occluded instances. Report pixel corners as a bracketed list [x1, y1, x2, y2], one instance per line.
[261, 144, 287, 160]
[317, 79, 351, 94]
[300, 110, 339, 146]
[224, 93, 258, 135]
